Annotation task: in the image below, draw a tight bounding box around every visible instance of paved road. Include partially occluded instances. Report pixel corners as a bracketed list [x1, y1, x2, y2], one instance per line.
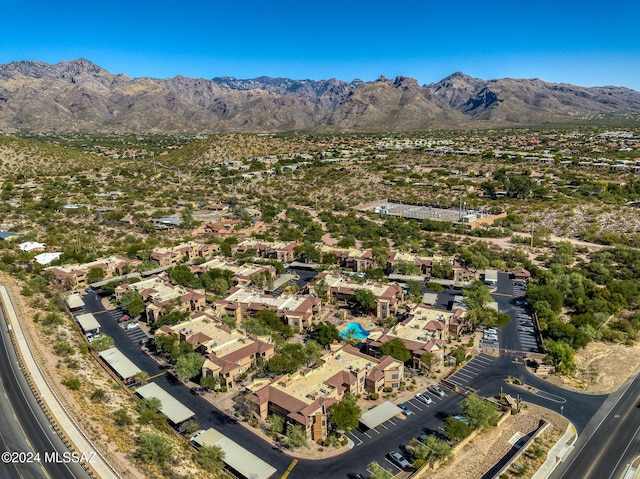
[0, 305, 89, 479]
[550, 370, 640, 479]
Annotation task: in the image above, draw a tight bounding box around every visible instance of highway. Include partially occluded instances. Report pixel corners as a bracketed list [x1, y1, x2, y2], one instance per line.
[551, 369, 640, 479]
[0, 306, 89, 479]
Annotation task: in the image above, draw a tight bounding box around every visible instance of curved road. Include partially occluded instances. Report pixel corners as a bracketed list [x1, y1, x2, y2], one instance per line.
[0, 307, 89, 479]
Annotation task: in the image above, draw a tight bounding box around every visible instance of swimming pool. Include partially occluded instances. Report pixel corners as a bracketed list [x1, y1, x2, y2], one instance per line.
[340, 322, 370, 340]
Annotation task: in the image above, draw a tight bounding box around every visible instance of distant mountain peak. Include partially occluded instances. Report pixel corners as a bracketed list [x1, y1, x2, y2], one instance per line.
[0, 59, 638, 133]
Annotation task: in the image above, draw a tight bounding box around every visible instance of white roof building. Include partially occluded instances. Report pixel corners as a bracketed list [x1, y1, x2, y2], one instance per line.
[192, 428, 276, 479]
[135, 382, 195, 426]
[34, 252, 61, 265]
[18, 241, 45, 252]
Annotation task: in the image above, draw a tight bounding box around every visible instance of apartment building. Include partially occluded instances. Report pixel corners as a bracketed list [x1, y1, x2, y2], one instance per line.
[116, 275, 206, 322]
[231, 239, 299, 264]
[318, 274, 403, 319]
[46, 255, 135, 289]
[156, 314, 275, 389]
[193, 257, 276, 286]
[150, 241, 219, 267]
[367, 304, 467, 368]
[319, 245, 376, 272]
[248, 345, 403, 441]
[214, 287, 321, 332]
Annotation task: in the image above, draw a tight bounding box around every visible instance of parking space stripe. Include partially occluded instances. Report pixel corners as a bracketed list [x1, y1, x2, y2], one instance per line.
[384, 458, 402, 472]
[464, 364, 484, 372]
[407, 400, 422, 411]
[388, 419, 395, 425]
[456, 370, 475, 379]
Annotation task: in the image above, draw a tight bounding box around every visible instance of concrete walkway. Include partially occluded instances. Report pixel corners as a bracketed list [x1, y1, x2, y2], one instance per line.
[0, 285, 121, 479]
[531, 422, 577, 479]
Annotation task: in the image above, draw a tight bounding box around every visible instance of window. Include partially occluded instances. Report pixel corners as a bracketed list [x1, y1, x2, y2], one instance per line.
[392, 382, 398, 388]
[392, 374, 399, 379]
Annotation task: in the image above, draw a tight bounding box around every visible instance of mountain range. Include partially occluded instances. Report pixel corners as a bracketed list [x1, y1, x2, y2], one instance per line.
[1, 58, 639, 133]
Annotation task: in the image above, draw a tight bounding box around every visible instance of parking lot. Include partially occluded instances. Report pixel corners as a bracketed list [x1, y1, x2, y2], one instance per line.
[345, 384, 463, 477]
[446, 354, 497, 390]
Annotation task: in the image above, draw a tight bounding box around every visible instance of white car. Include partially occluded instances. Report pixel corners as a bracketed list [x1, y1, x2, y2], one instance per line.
[126, 322, 139, 330]
[415, 393, 433, 405]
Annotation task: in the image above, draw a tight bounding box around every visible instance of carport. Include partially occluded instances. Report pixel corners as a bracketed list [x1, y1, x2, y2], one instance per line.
[192, 428, 277, 479]
[359, 401, 402, 430]
[76, 312, 100, 335]
[135, 382, 195, 429]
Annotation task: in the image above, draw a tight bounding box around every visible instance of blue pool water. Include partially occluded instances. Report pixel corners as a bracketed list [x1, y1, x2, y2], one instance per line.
[340, 322, 370, 339]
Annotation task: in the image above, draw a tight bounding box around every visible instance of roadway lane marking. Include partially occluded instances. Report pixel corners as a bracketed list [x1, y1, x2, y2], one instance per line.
[605, 424, 640, 479]
[280, 459, 298, 479]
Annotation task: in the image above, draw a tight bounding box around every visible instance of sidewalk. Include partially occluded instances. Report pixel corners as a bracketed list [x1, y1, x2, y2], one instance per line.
[531, 422, 577, 479]
[0, 285, 121, 479]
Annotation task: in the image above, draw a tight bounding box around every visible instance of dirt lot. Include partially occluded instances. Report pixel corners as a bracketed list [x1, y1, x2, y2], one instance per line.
[540, 340, 640, 394]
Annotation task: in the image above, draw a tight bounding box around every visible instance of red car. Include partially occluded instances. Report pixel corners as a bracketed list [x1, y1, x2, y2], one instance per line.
[118, 315, 131, 323]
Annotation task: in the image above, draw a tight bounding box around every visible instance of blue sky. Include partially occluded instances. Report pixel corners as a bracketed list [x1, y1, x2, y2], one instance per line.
[3, 0, 640, 89]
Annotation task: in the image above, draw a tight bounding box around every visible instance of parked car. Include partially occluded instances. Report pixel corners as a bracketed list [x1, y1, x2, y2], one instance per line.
[118, 315, 131, 323]
[429, 385, 446, 397]
[388, 451, 411, 469]
[398, 403, 414, 415]
[415, 393, 433, 405]
[126, 322, 139, 330]
[519, 327, 534, 333]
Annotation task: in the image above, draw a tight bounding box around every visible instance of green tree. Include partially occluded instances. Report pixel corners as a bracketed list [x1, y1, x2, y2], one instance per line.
[269, 414, 285, 436]
[175, 352, 205, 381]
[463, 281, 492, 310]
[406, 280, 423, 301]
[90, 334, 114, 352]
[120, 290, 145, 317]
[420, 435, 453, 464]
[329, 396, 362, 433]
[266, 343, 306, 375]
[112, 407, 132, 426]
[379, 337, 411, 363]
[348, 289, 377, 315]
[201, 374, 221, 391]
[368, 460, 393, 479]
[420, 351, 435, 372]
[285, 424, 307, 449]
[169, 264, 201, 288]
[86, 267, 106, 284]
[546, 340, 575, 373]
[303, 340, 323, 368]
[461, 394, 499, 430]
[311, 322, 340, 346]
[193, 445, 225, 473]
[138, 432, 173, 465]
[444, 415, 473, 440]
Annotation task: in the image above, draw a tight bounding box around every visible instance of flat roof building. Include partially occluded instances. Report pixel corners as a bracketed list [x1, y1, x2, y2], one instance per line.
[135, 382, 195, 429]
[192, 428, 276, 479]
[98, 347, 143, 385]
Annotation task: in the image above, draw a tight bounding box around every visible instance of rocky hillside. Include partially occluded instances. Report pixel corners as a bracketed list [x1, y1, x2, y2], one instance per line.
[1, 59, 639, 133]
